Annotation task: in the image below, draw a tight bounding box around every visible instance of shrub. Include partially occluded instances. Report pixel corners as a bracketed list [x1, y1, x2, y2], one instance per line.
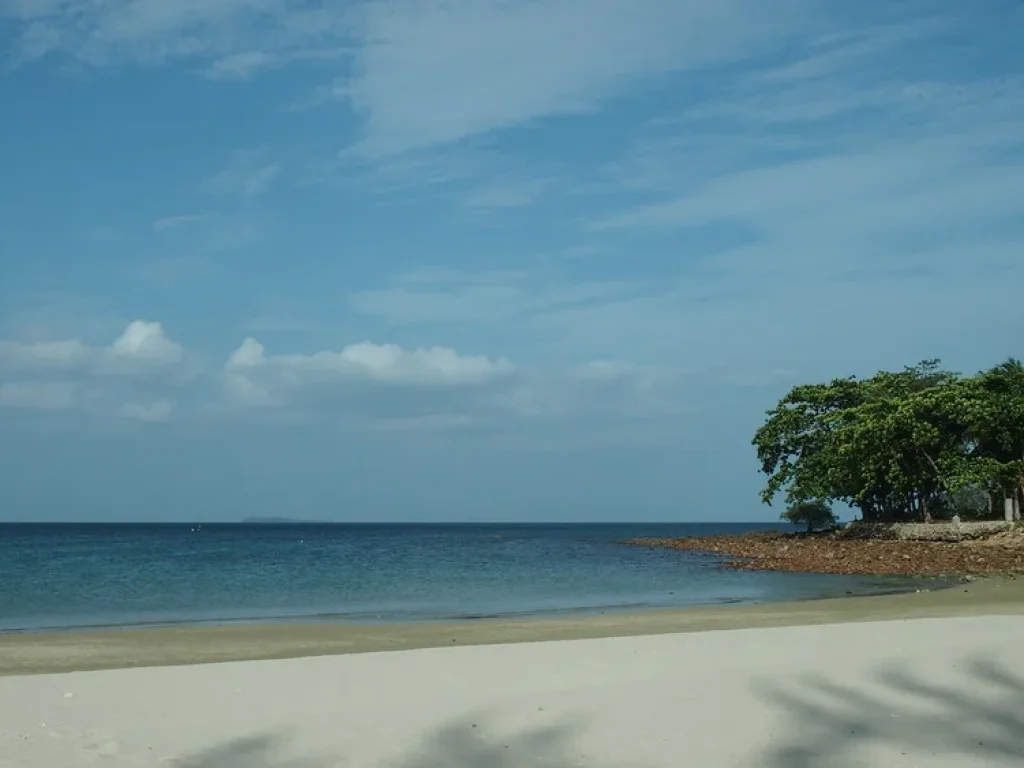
[781, 500, 839, 533]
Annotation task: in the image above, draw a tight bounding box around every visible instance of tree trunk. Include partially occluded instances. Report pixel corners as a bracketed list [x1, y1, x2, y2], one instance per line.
[1005, 495, 1016, 522]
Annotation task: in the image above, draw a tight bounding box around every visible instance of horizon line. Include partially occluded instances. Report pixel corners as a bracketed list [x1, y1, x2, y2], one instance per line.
[0, 519, 783, 526]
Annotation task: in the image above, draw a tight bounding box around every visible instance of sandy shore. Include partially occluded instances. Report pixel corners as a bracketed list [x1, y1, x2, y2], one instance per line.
[2, 613, 1022, 767]
[2, 576, 1023, 677]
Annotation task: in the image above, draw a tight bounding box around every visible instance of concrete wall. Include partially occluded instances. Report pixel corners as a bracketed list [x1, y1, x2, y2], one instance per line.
[891, 521, 1014, 541]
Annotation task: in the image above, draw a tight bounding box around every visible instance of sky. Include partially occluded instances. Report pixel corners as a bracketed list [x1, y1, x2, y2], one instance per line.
[0, 0, 1022, 523]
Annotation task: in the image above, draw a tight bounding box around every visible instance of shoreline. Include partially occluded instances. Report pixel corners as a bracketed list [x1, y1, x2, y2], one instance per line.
[0, 574, 945, 636]
[3, 574, 1022, 677]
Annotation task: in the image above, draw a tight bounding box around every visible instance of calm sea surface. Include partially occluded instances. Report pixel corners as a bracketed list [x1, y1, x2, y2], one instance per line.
[0, 523, 926, 633]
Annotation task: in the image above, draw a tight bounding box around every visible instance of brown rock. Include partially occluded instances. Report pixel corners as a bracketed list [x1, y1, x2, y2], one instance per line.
[624, 529, 1024, 577]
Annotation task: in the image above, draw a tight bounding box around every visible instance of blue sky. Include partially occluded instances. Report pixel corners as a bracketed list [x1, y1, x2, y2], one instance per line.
[1, 0, 1022, 522]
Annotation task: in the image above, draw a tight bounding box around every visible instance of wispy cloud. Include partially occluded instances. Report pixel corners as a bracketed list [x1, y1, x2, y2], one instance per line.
[153, 214, 206, 232]
[128, 256, 216, 288]
[131, 215, 258, 288]
[201, 149, 281, 197]
[203, 50, 277, 81]
[5, 1, 819, 158]
[578, 3, 1024, 305]
[2, 0, 351, 71]
[119, 399, 175, 422]
[0, 381, 82, 411]
[340, 0, 817, 159]
[462, 176, 560, 211]
[349, 268, 644, 329]
[0, 291, 125, 345]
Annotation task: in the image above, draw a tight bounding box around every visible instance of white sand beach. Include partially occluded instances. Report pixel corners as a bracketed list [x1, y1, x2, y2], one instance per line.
[2, 614, 1022, 767]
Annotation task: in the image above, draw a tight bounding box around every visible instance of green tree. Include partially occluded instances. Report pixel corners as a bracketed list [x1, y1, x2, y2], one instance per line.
[839, 368, 970, 520]
[781, 501, 839, 533]
[753, 358, 1024, 523]
[962, 359, 1024, 520]
[752, 375, 872, 512]
[753, 360, 965, 522]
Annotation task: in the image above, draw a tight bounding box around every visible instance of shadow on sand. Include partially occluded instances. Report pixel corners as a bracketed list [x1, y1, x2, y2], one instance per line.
[175, 733, 315, 768]
[175, 656, 1024, 767]
[751, 656, 1024, 766]
[175, 715, 605, 768]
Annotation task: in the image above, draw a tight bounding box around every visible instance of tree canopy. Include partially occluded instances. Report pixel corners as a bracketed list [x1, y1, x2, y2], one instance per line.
[753, 359, 1024, 522]
[781, 500, 839, 533]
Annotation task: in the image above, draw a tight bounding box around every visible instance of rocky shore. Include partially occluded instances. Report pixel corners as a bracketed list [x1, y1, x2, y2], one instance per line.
[626, 526, 1024, 577]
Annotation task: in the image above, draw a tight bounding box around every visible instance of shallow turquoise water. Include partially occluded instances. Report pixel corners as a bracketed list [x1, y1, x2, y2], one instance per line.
[0, 523, 928, 632]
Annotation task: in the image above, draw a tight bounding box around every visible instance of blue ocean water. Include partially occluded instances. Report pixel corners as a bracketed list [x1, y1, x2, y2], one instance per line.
[0, 523, 924, 633]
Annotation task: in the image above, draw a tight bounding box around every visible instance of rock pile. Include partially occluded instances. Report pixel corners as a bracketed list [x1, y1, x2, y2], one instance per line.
[625, 528, 1024, 577]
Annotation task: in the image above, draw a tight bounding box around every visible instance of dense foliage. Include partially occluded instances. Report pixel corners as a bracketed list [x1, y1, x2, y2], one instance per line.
[753, 359, 1024, 522]
[781, 501, 839, 533]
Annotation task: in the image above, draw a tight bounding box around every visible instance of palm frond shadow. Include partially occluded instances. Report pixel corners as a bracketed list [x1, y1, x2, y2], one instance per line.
[174, 713, 615, 768]
[174, 732, 324, 768]
[752, 656, 1024, 767]
[389, 715, 590, 768]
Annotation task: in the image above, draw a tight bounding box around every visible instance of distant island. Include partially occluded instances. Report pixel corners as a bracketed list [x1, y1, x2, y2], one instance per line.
[241, 517, 330, 524]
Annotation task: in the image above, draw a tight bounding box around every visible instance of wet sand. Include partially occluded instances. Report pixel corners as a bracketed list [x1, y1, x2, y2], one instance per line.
[2, 575, 1022, 677]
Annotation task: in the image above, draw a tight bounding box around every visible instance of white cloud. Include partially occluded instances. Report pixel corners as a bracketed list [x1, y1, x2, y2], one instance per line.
[218, 334, 700, 434]
[0, 321, 187, 416]
[0, 320, 184, 377]
[120, 399, 175, 422]
[224, 337, 514, 409]
[101, 320, 184, 373]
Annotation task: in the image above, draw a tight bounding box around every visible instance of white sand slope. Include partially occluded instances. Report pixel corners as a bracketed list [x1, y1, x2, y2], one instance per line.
[1, 616, 1022, 767]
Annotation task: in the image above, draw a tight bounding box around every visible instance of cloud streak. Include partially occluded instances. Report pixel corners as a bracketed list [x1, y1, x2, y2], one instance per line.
[339, 0, 819, 158]
[6, 0, 819, 158]
[202, 150, 281, 197]
[153, 214, 206, 232]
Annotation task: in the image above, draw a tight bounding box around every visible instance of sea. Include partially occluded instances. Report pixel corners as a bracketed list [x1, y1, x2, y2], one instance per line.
[0, 522, 928, 634]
